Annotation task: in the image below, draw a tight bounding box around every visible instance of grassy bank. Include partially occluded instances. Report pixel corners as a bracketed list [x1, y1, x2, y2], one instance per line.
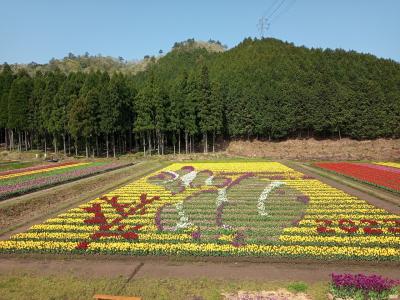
[0, 273, 328, 300]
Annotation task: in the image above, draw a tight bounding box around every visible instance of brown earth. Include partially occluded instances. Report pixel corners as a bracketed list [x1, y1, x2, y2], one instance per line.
[0, 256, 399, 283]
[222, 289, 311, 300]
[227, 138, 400, 161]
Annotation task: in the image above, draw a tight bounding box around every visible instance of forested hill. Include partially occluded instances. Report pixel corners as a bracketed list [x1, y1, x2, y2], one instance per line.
[0, 39, 226, 76]
[0, 38, 399, 157]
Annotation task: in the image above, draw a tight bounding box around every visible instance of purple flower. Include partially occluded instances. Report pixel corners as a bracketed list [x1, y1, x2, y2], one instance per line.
[231, 231, 246, 247]
[331, 273, 400, 293]
[296, 195, 310, 204]
[291, 213, 305, 226]
[191, 229, 201, 240]
[181, 166, 195, 172]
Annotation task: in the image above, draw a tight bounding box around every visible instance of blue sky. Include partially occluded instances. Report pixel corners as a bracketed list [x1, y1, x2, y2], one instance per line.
[1, 0, 399, 64]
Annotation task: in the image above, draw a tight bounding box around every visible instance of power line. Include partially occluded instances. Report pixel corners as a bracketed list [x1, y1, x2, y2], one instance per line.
[263, 0, 281, 17]
[257, 0, 286, 38]
[270, 0, 296, 23]
[266, 0, 286, 20]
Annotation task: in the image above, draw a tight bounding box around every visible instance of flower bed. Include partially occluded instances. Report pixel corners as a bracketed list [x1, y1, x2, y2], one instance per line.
[329, 273, 399, 299]
[376, 162, 400, 170]
[314, 162, 400, 193]
[0, 161, 130, 200]
[0, 162, 399, 260]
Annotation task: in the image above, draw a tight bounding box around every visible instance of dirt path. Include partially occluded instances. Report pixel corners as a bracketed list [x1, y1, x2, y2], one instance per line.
[0, 160, 167, 238]
[0, 256, 399, 282]
[285, 161, 400, 215]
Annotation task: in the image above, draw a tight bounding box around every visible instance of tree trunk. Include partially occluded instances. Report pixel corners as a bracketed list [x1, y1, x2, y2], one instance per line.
[212, 130, 215, 153]
[18, 131, 21, 152]
[24, 131, 28, 151]
[85, 138, 89, 158]
[157, 131, 160, 155]
[63, 134, 66, 156]
[178, 131, 181, 155]
[143, 134, 146, 156]
[161, 133, 164, 155]
[53, 135, 57, 154]
[160, 132, 164, 155]
[75, 139, 78, 156]
[185, 131, 188, 154]
[133, 133, 138, 152]
[112, 133, 116, 158]
[4, 128, 7, 149]
[95, 135, 99, 157]
[106, 134, 109, 158]
[203, 132, 208, 154]
[128, 131, 132, 153]
[68, 135, 71, 155]
[338, 128, 342, 140]
[148, 132, 152, 156]
[173, 133, 176, 155]
[44, 134, 47, 157]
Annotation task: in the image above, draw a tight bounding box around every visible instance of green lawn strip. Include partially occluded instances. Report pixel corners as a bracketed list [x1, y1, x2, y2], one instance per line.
[0, 161, 38, 172]
[0, 162, 106, 185]
[0, 273, 328, 300]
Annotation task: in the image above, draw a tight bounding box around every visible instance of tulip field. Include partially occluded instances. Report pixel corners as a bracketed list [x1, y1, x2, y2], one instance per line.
[315, 162, 400, 193]
[0, 161, 399, 261]
[0, 161, 130, 200]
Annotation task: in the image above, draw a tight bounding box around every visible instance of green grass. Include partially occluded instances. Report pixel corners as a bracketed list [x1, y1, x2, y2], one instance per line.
[287, 281, 308, 293]
[0, 161, 38, 172]
[0, 273, 328, 300]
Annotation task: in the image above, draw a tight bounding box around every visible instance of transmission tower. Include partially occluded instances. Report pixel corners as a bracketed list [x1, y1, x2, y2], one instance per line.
[257, 15, 270, 38]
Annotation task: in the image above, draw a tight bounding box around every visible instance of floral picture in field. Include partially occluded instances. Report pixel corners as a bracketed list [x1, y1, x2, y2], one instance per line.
[1, 162, 399, 260]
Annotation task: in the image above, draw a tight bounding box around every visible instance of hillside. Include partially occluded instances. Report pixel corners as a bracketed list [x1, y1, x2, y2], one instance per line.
[1, 39, 226, 76]
[0, 37, 399, 157]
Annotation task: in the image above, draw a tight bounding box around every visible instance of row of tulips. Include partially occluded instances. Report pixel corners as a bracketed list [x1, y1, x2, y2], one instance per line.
[0, 161, 131, 200]
[314, 162, 400, 193]
[0, 162, 399, 260]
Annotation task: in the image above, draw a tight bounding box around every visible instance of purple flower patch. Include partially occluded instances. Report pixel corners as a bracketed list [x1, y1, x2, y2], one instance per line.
[296, 195, 310, 204]
[331, 273, 400, 293]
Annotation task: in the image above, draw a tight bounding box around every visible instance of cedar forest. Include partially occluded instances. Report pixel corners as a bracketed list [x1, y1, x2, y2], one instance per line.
[0, 38, 399, 157]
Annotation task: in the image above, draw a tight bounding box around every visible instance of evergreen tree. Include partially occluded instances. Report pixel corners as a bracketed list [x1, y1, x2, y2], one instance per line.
[0, 64, 14, 148]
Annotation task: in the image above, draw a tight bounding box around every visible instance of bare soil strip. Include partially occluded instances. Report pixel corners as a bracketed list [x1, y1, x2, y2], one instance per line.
[0, 256, 398, 283]
[285, 161, 400, 215]
[0, 160, 167, 238]
[227, 139, 400, 161]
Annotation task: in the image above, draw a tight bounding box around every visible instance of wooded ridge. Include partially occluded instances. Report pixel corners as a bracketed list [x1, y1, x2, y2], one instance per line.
[0, 38, 399, 157]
